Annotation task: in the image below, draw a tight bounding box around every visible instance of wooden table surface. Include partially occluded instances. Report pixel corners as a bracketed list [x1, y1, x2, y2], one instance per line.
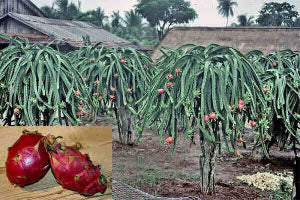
[0, 126, 112, 200]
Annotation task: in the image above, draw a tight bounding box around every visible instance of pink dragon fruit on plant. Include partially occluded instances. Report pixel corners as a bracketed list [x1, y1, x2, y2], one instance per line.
[6, 130, 50, 187]
[45, 134, 107, 196]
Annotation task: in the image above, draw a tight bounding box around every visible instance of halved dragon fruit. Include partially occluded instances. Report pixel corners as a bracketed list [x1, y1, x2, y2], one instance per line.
[6, 130, 50, 187]
[45, 134, 107, 196]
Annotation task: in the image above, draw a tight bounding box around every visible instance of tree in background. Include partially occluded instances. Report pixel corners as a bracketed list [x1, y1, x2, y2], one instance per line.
[40, 1, 158, 48]
[217, 0, 238, 27]
[237, 14, 255, 26]
[294, 17, 300, 27]
[124, 10, 144, 40]
[135, 0, 197, 40]
[256, 2, 299, 26]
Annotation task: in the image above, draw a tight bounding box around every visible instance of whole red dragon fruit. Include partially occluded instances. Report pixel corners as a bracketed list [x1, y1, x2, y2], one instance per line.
[45, 135, 107, 196]
[6, 130, 50, 187]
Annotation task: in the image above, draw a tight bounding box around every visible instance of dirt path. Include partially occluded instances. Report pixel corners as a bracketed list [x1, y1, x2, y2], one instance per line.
[112, 127, 294, 200]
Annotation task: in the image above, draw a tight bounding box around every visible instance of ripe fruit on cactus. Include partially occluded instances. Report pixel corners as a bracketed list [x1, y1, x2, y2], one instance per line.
[14, 108, 20, 115]
[93, 93, 98, 96]
[238, 100, 244, 105]
[120, 59, 125, 64]
[98, 96, 103, 100]
[263, 88, 268, 94]
[157, 89, 164, 94]
[82, 111, 88, 116]
[152, 62, 155, 66]
[114, 74, 119, 79]
[237, 104, 244, 111]
[109, 95, 115, 100]
[84, 78, 87, 81]
[94, 80, 99, 86]
[6, 130, 50, 187]
[166, 82, 173, 89]
[79, 100, 83, 105]
[175, 68, 182, 74]
[166, 74, 173, 80]
[166, 137, 174, 143]
[110, 87, 115, 92]
[75, 90, 80, 96]
[209, 112, 216, 120]
[126, 88, 132, 93]
[204, 114, 210, 122]
[90, 58, 95, 63]
[251, 121, 257, 127]
[44, 135, 107, 196]
[272, 62, 277, 67]
[76, 112, 81, 117]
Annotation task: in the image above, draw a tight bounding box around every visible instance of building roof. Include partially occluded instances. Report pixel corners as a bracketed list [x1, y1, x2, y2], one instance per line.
[151, 26, 300, 59]
[0, 12, 151, 51]
[21, 0, 45, 17]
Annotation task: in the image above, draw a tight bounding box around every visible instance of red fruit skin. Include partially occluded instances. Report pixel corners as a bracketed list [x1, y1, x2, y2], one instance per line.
[76, 112, 81, 117]
[45, 135, 107, 196]
[82, 111, 88, 116]
[175, 68, 182, 74]
[263, 88, 268, 94]
[166, 74, 173, 80]
[272, 62, 277, 67]
[109, 95, 115, 100]
[166, 137, 174, 143]
[152, 62, 155, 66]
[84, 78, 87, 81]
[14, 108, 20, 115]
[126, 88, 132, 93]
[235, 138, 240, 142]
[237, 104, 244, 111]
[75, 91, 80, 96]
[110, 87, 115, 92]
[209, 112, 216, 120]
[90, 58, 95, 63]
[238, 100, 244, 105]
[157, 89, 164, 94]
[79, 101, 83, 105]
[114, 74, 119, 79]
[98, 96, 103, 100]
[204, 115, 210, 122]
[6, 132, 50, 187]
[94, 81, 99, 86]
[166, 82, 173, 89]
[93, 93, 98, 96]
[251, 121, 257, 127]
[120, 59, 125, 64]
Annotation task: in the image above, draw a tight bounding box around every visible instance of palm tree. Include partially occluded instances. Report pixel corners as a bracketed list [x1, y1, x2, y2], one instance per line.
[111, 11, 122, 28]
[217, 0, 238, 27]
[124, 10, 144, 40]
[55, 0, 68, 19]
[77, 8, 108, 28]
[237, 14, 254, 26]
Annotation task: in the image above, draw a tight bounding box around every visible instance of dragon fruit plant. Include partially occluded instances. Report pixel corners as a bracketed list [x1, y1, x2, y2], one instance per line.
[6, 130, 50, 187]
[44, 134, 107, 196]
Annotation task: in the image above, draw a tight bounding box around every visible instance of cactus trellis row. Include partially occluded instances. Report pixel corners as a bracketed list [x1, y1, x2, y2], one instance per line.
[136, 44, 266, 194]
[247, 49, 300, 159]
[69, 43, 155, 144]
[0, 35, 85, 126]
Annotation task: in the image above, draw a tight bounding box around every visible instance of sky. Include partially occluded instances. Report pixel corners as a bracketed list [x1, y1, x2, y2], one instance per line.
[31, 0, 300, 27]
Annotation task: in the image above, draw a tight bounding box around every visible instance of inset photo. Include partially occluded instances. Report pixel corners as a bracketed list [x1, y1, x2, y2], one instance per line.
[0, 126, 112, 200]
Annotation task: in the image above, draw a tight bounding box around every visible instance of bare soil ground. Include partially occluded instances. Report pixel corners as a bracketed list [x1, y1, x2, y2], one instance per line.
[111, 123, 295, 200]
